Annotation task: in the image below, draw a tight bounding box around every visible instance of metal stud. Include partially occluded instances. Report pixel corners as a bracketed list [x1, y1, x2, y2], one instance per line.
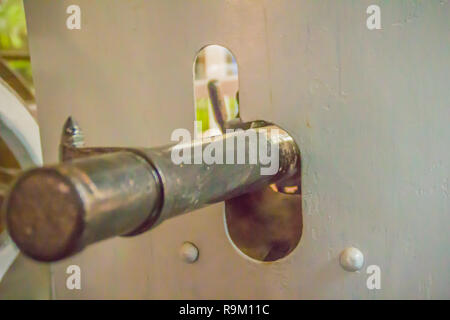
[179, 242, 199, 263]
[339, 247, 364, 272]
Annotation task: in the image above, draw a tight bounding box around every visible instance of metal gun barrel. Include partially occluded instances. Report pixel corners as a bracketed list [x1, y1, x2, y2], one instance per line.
[3, 124, 299, 262]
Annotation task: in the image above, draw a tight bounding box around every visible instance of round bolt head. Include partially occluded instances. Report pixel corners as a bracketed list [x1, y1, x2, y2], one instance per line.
[339, 247, 364, 272]
[179, 242, 199, 263]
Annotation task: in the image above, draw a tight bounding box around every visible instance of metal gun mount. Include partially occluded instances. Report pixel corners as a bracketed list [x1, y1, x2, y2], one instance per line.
[2, 118, 302, 262]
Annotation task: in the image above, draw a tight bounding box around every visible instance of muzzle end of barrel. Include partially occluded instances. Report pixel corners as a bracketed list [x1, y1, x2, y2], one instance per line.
[5, 167, 84, 262]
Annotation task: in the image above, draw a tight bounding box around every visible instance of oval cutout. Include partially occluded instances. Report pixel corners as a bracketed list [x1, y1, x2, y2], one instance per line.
[193, 45, 302, 262]
[193, 45, 239, 137]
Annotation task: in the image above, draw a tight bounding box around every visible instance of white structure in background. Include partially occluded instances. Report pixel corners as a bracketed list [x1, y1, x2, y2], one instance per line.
[0, 79, 42, 281]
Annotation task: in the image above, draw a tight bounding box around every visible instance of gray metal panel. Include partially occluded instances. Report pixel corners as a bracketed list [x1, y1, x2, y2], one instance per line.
[24, 0, 450, 299]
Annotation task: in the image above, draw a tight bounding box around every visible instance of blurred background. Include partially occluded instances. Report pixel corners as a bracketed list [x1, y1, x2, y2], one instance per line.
[0, 0, 33, 90]
[194, 45, 239, 136]
[0, 0, 32, 233]
[0, 0, 49, 300]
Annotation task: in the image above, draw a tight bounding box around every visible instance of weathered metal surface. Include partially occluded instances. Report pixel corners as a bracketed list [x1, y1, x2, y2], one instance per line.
[206, 74, 302, 262]
[5, 152, 159, 261]
[24, 0, 450, 299]
[5, 120, 300, 261]
[226, 186, 302, 262]
[143, 123, 300, 221]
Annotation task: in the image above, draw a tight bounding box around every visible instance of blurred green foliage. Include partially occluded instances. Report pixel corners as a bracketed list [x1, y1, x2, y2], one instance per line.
[0, 0, 27, 49]
[196, 98, 211, 132]
[195, 97, 238, 133]
[7, 59, 32, 86]
[0, 0, 33, 87]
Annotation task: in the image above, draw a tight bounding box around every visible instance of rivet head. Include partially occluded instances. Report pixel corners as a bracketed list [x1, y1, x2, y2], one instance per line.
[179, 242, 199, 263]
[339, 247, 364, 272]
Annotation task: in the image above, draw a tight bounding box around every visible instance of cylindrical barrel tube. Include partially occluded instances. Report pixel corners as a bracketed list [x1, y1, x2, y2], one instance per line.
[145, 125, 299, 224]
[3, 124, 299, 261]
[4, 152, 161, 261]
